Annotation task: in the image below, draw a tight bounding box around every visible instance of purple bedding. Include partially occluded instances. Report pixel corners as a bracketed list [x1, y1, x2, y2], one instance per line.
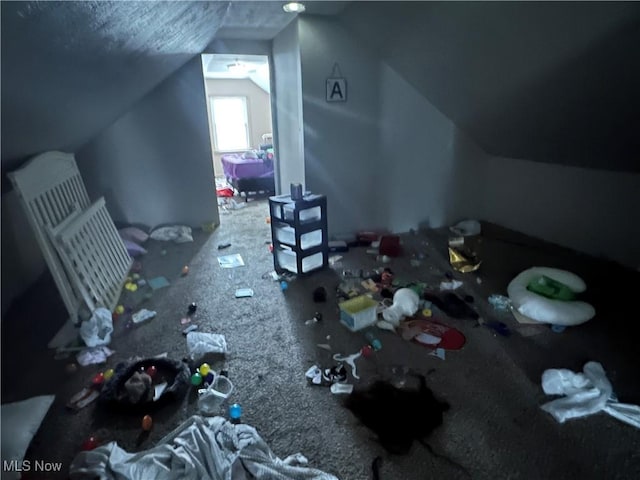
[221, 154, 274, 179]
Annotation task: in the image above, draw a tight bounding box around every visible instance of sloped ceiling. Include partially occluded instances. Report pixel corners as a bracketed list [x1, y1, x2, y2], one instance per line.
[341, 1, 640, 172]
[1, 1, 347, 169]
[6, 1, 635, 173]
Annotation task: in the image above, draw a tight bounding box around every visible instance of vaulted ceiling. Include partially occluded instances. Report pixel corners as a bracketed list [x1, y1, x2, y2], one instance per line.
[0, 1, 347, 169]
[2, 1, 639, 173]
[342, 1, 640, 172]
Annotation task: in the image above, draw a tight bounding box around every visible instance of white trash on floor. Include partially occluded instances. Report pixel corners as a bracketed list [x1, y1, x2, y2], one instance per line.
[187, 332, 228, 358]
[150, 225, 193, 243]
[382, 288, 420, 326]
[80, 307, 113, 347]
[541, 361, 640, 428]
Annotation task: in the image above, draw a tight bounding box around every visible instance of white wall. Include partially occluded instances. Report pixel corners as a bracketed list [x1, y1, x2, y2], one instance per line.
[378, 64, 486, 233]
[76, 57, 218, 229]
[298, 16, 383, 236]
[479, 156, 640, 268]
[272, 20, 305, 195]
[340, 1, 640, 172]
[377, 61, 640, 268]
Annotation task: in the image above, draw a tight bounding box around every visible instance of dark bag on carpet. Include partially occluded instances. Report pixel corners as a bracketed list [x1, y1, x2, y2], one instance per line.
[99, 357, 190, 413]
[423, 292, 479, 320]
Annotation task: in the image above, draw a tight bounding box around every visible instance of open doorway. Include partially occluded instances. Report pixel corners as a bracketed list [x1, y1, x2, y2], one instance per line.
[201, 54, 275, 217]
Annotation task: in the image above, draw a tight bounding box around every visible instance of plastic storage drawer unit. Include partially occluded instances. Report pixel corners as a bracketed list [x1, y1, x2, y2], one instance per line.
[269, 193, 328, 275]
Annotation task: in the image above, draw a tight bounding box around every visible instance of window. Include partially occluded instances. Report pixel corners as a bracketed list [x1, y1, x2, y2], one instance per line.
[210, 96, 250, 151]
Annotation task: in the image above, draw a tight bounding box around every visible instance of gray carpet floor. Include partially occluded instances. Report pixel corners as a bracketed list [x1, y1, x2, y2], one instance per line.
[2, 197, 640, 479]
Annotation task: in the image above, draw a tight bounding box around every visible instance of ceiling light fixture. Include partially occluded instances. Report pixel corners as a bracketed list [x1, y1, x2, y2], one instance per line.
[283, 2, 305, 13]
[227, 60, 247, 73]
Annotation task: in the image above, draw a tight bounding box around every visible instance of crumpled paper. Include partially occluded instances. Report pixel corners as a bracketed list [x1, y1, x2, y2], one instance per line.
[77, 346, 115, 366]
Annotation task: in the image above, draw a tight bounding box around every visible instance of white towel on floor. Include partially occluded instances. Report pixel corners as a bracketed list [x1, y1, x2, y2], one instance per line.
[69, 415, 337, 480]
[541, 361, 640, 429]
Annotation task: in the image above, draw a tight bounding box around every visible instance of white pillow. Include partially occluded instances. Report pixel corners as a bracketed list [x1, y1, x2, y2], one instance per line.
[507, 267, 595, 326]
[1, 395, 55, 479]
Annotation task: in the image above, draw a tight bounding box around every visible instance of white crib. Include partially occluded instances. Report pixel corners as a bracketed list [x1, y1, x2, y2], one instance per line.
[8, 151, 131, 325]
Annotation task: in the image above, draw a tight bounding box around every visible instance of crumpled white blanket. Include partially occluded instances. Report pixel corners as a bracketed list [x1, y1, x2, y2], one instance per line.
[541, 361, 640, 428]
[70, 416, 338, 480]
[150, 225, 193, 243]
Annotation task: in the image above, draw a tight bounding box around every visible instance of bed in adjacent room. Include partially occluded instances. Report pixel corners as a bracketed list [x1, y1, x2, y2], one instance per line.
[221, 151, 275, 201]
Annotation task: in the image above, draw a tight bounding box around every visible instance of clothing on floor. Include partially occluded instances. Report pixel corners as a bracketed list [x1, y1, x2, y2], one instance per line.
[69, 415, 338, 480]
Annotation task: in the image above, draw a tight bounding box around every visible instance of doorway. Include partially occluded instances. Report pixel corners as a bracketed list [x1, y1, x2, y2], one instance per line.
[201, 54, 275, 216]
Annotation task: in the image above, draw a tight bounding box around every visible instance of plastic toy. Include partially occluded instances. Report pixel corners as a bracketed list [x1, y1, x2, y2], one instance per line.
[199, 363, 211, 377]
[361, 345, 373, 358]
[191, 372, 203, 386]
[141, 414, 153, 431]
[92, 372, 105, 386]
[229, 403, 242, 420]
[81, 436, 98, 451]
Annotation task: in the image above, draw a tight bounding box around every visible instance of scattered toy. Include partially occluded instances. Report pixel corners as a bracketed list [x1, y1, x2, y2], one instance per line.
[191, 372, 203, 386]
[229, 403, 242, 424]
[361, 345, 373, 358]
[305, 313, 323, 325]
[333, 352, 362, 379]
[92, 372, 105, 386]
[81, 436, 99, 451]
[142, 414, 153, 431]
[313, 287, 327, 302]
[400, 319, 466, 350]
[484, 320, 510, 336]
[365, 331, 382, 351]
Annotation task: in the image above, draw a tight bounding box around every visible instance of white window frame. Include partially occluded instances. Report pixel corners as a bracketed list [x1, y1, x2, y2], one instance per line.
[210, 96, 251, 152]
